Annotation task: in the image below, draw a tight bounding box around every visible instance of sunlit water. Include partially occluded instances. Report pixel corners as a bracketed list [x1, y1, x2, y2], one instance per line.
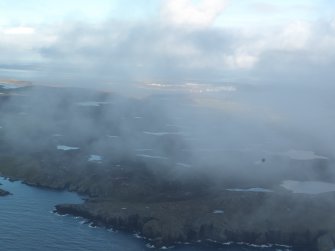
[0, 177, 289, 251]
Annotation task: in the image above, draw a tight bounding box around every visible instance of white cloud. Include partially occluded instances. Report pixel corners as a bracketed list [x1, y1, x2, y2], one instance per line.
[0, 5, 334, 88]
[161, 0, 228, 27]
[3, 26, 35, 35]
[277, 21, 311, 50]
[224, 53, 258, 69]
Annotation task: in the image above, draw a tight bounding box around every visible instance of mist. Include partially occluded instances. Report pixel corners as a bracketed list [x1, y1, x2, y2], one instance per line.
[1, 0, 335, 193]
[1, 75, 334, 194]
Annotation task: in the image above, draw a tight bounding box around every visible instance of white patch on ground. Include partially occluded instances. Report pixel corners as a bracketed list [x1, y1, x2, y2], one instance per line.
[52, 134, 62, 137]
[134, 116, 142, 119]
[107, 135, 119, 138]
[135, 148, 153, 152]
[57, 145, 80, 151]
[227, 188, 273, 193]
[143, 83, 236, 93]
[213, 210, 224, 214]
[133, 233, 145, 239]
[281, 180, 335, 194]
[88, 155, 102, 162]
[176, 162, 192, 168]
[281, 150, 328, 160]
[143, 131, 181, 136]
[75, 101, 113, 107]
[136, 154, 169, 160]
[160, 246, 175, 250]
[146, 243, 155, 249]
[0, 83, 23, 89]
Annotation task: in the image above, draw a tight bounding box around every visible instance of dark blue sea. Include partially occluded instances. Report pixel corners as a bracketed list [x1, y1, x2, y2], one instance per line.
[0, 179, 289, 251]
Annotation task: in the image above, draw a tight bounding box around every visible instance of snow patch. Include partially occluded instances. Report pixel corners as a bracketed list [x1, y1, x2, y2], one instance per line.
[0, 83, 23, 89]
[57, 145, 80, 151]
[281, 180, 335, 194]
[176, 162, 192, 168]
[282, 150, 328, 160]
[143, 131, 181, 136]
[136, 154, 168, 160]
[88, 155, 102, 162]
[227, 188, 273, 193]
[135, 148, 153, 152]
[76, 101, 113, 107]
[107, 135, 119, 138]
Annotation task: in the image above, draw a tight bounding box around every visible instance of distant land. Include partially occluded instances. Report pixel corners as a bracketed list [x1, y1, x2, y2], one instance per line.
[0, 82, 334, 251]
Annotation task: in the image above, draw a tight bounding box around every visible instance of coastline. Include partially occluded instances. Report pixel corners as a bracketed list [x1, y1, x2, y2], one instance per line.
[1, 172, 334, 250]
[53, 191, 335, 250]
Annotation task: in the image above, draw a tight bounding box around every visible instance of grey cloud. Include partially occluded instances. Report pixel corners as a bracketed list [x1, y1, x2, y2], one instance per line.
[35, 21, 236, 86]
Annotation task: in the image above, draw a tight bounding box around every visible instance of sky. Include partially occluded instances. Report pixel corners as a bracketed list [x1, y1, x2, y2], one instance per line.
[0, 0, 335, 87]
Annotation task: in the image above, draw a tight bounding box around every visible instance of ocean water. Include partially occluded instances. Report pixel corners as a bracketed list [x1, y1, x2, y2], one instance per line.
[0, 177, 291, 251]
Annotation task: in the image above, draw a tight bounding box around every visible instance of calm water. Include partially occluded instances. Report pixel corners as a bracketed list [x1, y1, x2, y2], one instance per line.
[0, 178, 288, 251]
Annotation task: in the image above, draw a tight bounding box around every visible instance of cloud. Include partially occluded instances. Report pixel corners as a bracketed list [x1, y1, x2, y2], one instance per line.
[0, 17, 322, 90]
[3, 26, 35, 35]
[0, 2, 334, 91]
[160, 0, 228, 27]
[248, 2, 282, 14]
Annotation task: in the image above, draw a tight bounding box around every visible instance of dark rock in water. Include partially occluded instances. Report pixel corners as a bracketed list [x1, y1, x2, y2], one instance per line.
[0, 188, 11, 196]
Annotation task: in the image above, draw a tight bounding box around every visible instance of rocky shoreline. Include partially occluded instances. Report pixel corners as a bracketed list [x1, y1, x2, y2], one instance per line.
[53, 191, 335, 251]
[1, 162, 335, 250]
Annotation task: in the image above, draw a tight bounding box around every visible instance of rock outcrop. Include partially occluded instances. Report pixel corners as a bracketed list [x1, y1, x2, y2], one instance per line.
[0, 188, 11, 196]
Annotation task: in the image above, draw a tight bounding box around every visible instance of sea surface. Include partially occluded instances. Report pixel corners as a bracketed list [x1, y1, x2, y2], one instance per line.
[0, 177, 289, 251]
